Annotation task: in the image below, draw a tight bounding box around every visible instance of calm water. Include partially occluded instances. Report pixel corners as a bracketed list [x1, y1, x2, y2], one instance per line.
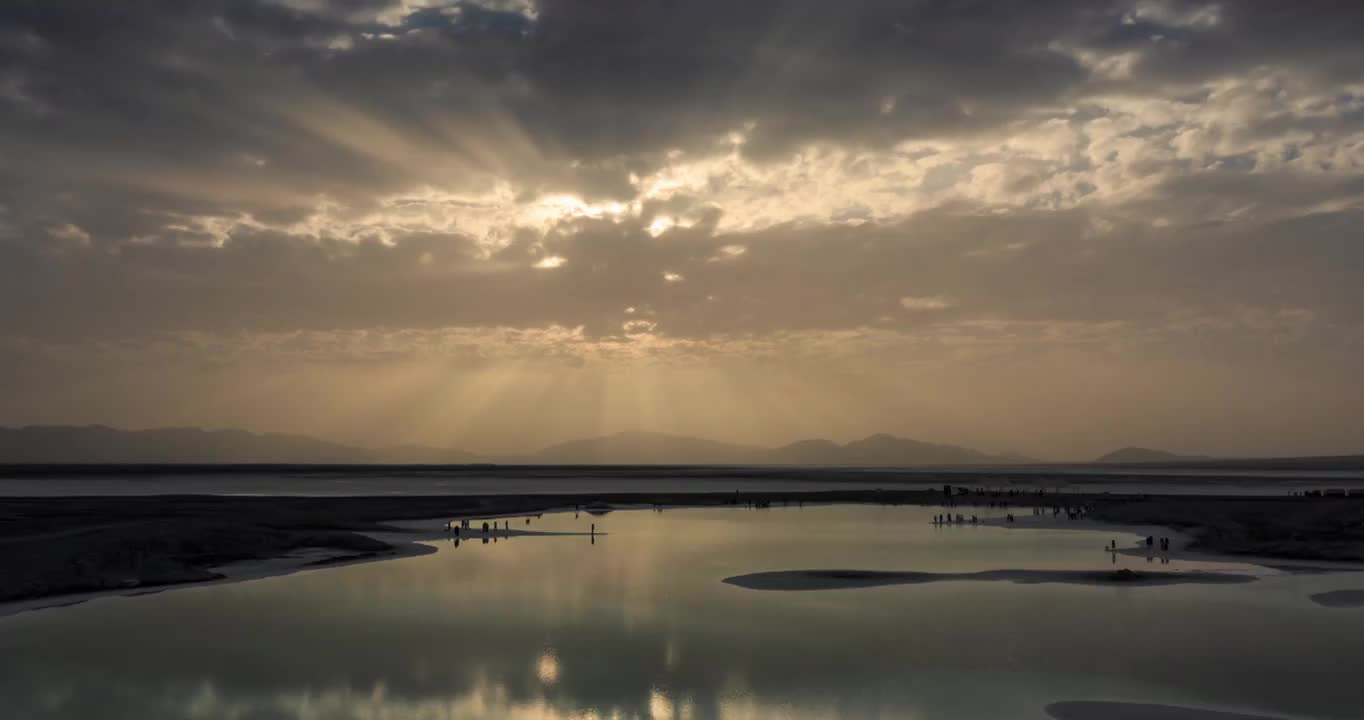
[3, 505, 1364, 720]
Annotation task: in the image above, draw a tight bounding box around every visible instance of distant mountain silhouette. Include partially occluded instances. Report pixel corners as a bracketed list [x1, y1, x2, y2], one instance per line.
[519, 431, 763, 464]
[1095, 447, 1208, 464]
[0, 425, 1033, 466]
[770, 433, 1036, 466]
[519, 431, 1036, 466]
[768, 438, 844, 464]
[0, 425, 483, 464]
[365, 444, 486, 464]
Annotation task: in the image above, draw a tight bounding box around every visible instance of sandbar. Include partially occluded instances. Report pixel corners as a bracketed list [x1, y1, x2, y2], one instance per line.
[723, 567, 1256, 591]
[1308, 589, 1364, 608]
[1046, 701, 1287, 720]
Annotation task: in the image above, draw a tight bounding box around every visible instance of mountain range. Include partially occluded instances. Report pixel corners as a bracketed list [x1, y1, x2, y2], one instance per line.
[0, 425, 1039, 466]
[0, 426, 482, 465]
[1094, 447, 1208, 464]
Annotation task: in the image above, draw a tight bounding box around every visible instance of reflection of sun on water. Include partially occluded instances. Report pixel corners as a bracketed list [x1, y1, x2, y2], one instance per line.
[649, 688, 672, 720]
[536, 651, 560, 685]
[651, 687, 700, 720]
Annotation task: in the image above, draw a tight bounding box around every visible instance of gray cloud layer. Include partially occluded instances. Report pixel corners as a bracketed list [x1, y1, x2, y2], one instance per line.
[1, 1, 1362, 455]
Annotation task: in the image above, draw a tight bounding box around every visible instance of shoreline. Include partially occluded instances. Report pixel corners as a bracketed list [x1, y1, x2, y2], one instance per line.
[0, 536, 439, 619]
[0, 506, 609, 618]
[0, 510, 611, 618]
[3, 488, 1363, 614]
[979, 515, 1364, 574]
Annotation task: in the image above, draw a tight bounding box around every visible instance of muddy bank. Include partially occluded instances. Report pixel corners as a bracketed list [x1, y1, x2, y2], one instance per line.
[1086, 496, 1364, 563]
[1046, 700, 1287, 720]
[1309, 589, 1364, 608]
[722, 568, 1257, 591]
[1, 519, 397, 605]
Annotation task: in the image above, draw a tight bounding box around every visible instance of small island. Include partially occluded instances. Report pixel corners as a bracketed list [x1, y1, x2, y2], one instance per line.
[722, 567, 1257, 591]
[1046, 701, 1286, 720]
[1308, 589, 1364, 608]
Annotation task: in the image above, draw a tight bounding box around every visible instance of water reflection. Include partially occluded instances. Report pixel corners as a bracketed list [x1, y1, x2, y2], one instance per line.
[2, 505, 1363, 719]
[537, 651, 561, 685]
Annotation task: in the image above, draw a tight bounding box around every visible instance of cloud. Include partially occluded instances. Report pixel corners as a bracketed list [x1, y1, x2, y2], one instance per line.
[3, 206, 1360, 346]
[0, 1, 1362, 455]
[900, 296, 951, 312]
[3, 1, 1361, 242]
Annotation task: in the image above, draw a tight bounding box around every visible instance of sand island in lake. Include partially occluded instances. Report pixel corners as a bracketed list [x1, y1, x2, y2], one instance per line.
[1308, 589, 1364, 608]
[1046, 700, 1287, 720]
[722, 567, 1258, 591]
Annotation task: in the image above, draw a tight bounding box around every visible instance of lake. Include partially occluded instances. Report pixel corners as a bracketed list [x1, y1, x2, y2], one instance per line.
[3, 504, 1363, 719]
[4, 465, 1363, 498]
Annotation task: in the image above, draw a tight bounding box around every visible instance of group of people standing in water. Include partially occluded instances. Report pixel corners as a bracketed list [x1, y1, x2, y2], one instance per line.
[1146, 535, 1172, 551]
[443, 518, 514, 534]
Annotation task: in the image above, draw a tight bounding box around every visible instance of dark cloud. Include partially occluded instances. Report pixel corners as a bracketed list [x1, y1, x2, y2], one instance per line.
[0, 0, 1359, 308]
[1, 1, 1363, 454]
[1094, 2, 1364, 87]
[0, 1, 1358, 234]
[0, 0, 1337, 227]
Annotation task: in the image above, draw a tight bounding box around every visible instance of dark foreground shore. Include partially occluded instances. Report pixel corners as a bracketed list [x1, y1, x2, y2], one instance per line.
[3, 487, 1363, 605]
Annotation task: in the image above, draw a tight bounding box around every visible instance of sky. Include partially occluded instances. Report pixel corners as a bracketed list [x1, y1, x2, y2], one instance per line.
[1, 0, 1362, 459]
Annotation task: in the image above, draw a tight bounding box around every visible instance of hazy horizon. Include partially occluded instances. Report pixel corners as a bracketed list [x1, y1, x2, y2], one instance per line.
[6, 421, 1360, 464]
[3, 2, 1363, 460]
[10, 422, 1035, 458]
